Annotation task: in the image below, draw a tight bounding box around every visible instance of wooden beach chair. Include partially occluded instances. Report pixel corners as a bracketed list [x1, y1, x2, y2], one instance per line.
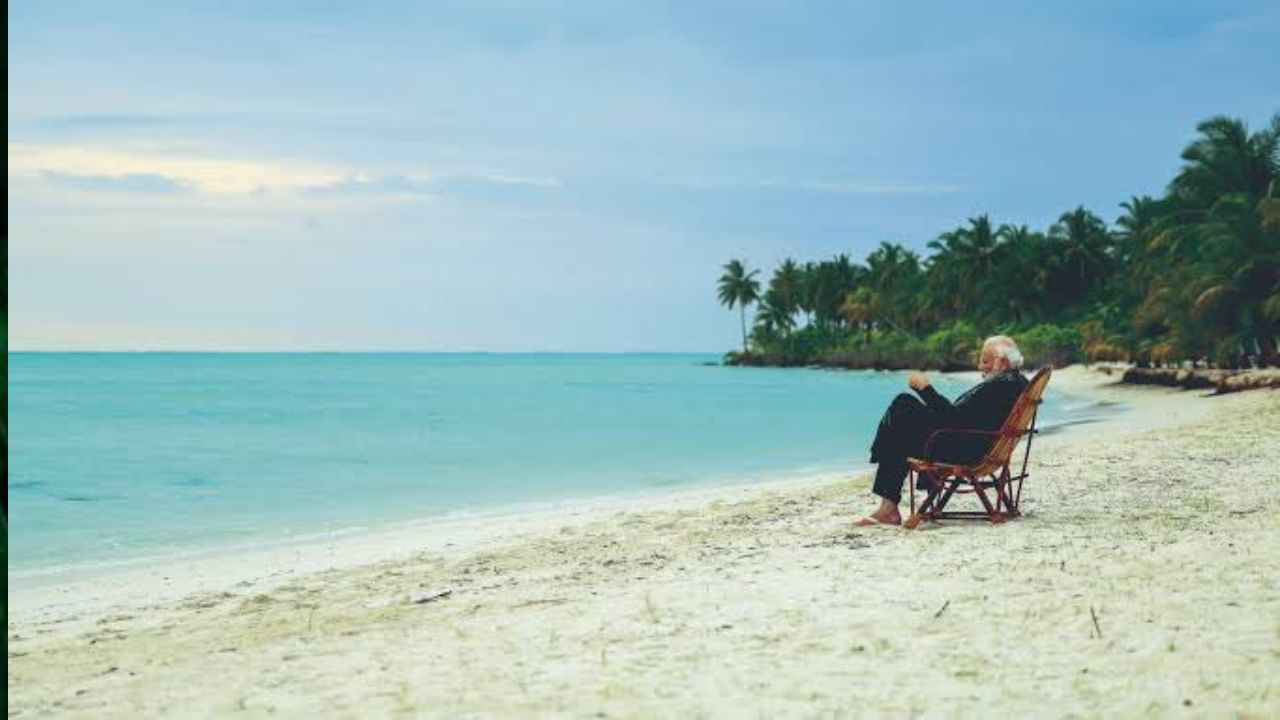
[904, 367, 1052, 530]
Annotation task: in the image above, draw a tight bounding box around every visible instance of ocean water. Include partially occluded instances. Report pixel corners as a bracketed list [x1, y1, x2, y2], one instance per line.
[7, 353, 1095, 574]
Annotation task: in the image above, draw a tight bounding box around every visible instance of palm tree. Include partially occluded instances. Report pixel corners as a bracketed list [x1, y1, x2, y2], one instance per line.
[839, 287, 876, 345]
[1148, 115, 1280, 365]
[1117, 196, 1164, 249]
[1185, 194, 1280, 364]
[768, 259, 803, 321]
[1115, 196, 1168, 306]
[1261, 179, 1280, 234]
[808, 259, 849, 330]
[960, 215, 1001, 279]
[713, 113, 1280, 369]
[1048, 207, 1113, 305]
[950, 215, 1002, 323]
[924, 230, 967, 321]
[1171, 114, 1280, 206]
[828, 254, 860, 329]
[865, 242, 922, 332]
[754, 294, 795, 340]
[796, 261, 819, 327]
[717, 259, 761, 353]
[992, 223, 1050, 326]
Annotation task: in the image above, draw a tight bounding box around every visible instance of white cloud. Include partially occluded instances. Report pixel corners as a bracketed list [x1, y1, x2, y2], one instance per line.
[8, 143, 561, 200]
[8, 142, 348, 195]
[42, 170, 191, 193]
[306, 173, 437, 197]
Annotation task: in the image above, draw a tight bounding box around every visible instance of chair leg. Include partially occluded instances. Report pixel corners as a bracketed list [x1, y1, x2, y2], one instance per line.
[913, 472, 932, 511]
[995, 467, 1018, 517]
[908, 467, 916, 516]
[971, 478, 1003, 523]
[925, 466, 1022, 526]
[932, 477, 960, 515]
[905, 471, 941, 530]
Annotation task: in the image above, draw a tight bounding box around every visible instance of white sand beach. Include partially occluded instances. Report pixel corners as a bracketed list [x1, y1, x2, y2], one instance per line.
[8, 367, 1280, 718]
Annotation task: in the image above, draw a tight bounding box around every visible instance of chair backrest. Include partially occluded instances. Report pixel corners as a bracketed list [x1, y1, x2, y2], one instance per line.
[971, 366, 1053, 475]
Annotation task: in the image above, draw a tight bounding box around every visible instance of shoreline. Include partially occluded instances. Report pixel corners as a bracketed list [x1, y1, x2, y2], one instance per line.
[9, 366, 1279, 716]
[5, 367, 1189, 617]
[7, 463, 863, 627]
[9, 366, 1120, 606]
[7, 460, 860, 583]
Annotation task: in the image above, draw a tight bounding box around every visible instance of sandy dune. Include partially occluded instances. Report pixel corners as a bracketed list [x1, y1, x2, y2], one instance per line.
[8, 368, 1280, 718]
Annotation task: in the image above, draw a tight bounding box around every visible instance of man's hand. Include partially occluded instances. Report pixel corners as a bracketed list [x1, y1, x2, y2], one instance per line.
[908, 371, 931, 391]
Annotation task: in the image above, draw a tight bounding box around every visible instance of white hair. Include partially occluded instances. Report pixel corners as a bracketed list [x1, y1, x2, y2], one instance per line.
[984, 335, 1024, 369]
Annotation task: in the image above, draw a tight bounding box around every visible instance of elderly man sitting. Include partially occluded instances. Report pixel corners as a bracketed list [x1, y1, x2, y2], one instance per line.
[856, 335, 1029, 527]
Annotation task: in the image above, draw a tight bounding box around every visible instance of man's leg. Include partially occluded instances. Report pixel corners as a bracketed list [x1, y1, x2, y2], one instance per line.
[872, 458, 910, 505]
[870, 393, 930, 463]
[859, 394, 932, 525]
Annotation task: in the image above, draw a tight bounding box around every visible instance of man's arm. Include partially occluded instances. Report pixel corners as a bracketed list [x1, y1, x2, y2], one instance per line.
[911, 371, 1027, 429]
[909, 371, 955, 413]
[913, 382, 954, 413]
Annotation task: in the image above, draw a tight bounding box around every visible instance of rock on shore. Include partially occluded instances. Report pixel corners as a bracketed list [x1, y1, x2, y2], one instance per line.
[1120, 366, 1280, 393]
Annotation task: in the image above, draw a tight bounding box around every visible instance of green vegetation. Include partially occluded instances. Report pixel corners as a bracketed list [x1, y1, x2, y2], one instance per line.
[720, 113, 1280, 370]
[716, 259, 761, 354]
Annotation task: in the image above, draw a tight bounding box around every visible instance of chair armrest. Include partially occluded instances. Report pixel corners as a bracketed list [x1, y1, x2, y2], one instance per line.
[923, 426, 1038, 460]
[922, 428, 1001, 460]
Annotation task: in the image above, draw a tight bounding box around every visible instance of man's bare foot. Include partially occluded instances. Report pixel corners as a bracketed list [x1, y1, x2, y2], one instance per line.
[854, 510, 902, 527]
[855, 498, 902, 527]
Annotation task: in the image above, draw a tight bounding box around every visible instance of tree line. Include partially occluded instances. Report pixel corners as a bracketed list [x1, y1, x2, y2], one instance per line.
[718, 113, 1280, 370]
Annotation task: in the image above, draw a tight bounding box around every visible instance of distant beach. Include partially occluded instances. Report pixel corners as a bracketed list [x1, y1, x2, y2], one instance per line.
[8, 367, 1279, 716]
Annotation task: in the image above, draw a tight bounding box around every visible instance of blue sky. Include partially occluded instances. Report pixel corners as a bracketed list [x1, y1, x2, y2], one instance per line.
[8, 1, 1279, 351]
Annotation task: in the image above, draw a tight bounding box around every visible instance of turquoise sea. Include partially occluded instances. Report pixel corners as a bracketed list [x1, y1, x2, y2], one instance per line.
[7, 354, 1095, 575]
